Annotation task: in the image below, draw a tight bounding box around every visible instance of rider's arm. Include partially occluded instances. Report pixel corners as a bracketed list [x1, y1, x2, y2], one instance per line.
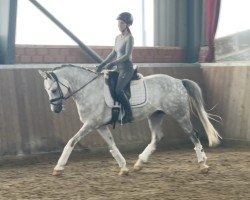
[110, 35, 134, 66]
[96, 38, 117, 70]
[102, 49, 116, 65]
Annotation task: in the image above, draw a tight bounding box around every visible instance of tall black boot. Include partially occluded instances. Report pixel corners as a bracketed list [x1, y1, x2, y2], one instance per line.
[118, 91, 134, 123]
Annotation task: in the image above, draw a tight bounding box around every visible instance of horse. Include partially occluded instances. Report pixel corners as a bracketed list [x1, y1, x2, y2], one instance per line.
[39, 64, 221, 176]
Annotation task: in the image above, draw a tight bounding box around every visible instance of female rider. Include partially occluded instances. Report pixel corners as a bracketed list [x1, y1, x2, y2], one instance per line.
[96, 12, 134, 123]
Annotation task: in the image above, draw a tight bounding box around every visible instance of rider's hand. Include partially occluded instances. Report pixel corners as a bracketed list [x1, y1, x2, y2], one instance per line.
[105, 62, 116, 70]
[96, 65, 102, 73]
[96, 63, 106, 73]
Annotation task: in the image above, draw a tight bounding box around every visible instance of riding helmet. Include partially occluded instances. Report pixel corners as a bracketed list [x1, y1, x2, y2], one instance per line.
[116, 12, 133, 26]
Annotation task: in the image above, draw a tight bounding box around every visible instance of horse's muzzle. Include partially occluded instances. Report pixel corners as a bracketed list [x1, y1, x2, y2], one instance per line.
[52, 104, 62, 113]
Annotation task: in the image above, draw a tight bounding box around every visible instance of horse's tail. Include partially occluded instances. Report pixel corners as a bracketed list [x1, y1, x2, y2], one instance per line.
[182, 79, 221, 147]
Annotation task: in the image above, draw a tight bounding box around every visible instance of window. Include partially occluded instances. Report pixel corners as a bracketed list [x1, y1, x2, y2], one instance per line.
[16, 0, 153, 46]
[216, 0, 250, 38]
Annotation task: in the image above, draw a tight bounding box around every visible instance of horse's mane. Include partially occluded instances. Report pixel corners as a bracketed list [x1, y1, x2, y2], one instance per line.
[53, 64, 97, 74]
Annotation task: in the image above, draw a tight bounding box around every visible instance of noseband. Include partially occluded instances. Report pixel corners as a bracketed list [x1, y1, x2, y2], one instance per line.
[49, 72, 67, 105]
[48, 71, 100, 105]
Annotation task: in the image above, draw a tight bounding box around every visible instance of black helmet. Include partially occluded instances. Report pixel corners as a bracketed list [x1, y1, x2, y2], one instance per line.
[116, 12, 133, 26]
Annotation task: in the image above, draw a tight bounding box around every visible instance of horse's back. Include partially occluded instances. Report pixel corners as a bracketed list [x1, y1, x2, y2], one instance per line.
[143, 74, 189, 112]
[144, 74, 184, 92]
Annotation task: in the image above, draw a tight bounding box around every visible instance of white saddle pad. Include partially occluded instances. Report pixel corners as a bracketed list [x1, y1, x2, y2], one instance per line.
[104, 74, 148, 108]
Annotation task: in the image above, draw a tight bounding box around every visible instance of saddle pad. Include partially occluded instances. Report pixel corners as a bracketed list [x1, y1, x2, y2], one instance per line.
[104, 74, 148, 108]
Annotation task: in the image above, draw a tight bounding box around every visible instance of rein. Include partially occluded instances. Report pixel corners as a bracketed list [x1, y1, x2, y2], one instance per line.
[64, 73, 100, 100]
[49, 68, 101, 103]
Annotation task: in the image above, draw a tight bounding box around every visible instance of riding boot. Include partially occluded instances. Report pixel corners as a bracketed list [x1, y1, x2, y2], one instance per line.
[118, 91, 134, 123]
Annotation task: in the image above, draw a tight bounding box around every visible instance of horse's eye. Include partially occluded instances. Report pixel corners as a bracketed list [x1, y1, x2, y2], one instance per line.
[51, 89, 57, 94]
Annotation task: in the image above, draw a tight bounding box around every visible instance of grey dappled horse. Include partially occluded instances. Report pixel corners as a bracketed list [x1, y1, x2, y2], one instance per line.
[39, 64, 221, 176]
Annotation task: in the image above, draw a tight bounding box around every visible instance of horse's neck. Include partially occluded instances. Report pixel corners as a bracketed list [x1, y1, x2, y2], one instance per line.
[55, 67, 104, 104]
[56, 67, 94, 91]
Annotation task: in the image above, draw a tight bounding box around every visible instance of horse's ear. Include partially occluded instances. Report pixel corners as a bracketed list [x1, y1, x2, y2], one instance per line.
[39, 70, 50, 79]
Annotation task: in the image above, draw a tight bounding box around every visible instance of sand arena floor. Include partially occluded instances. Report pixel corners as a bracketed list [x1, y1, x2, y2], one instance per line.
[0, 146, 249, 200]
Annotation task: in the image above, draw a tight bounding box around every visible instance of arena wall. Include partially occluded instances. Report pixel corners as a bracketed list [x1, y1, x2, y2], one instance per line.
[201, 62, 250, 145]
[15, 45, 186, 64]
[0, 63, 203, 156]
[1, 44, 249, 156]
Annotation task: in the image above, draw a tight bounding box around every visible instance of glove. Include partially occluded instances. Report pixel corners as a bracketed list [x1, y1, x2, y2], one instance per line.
[96, 63, 106, 73]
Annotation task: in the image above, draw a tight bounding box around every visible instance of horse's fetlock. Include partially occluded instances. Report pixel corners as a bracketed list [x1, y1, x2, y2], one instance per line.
[194, 146, 207, 163]
[54, 165, 64, 171]
[110, 149, 126, 168]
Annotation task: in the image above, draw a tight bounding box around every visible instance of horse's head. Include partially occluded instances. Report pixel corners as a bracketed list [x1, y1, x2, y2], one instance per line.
[39, 70, 70, 113]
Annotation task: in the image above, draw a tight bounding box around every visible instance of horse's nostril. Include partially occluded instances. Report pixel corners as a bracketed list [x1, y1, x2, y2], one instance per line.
[54, 104, 62, 113]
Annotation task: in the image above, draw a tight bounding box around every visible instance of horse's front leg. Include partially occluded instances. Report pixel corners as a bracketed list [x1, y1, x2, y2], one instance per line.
[97, 126, 129, 176]
[52, 123, 93, 176]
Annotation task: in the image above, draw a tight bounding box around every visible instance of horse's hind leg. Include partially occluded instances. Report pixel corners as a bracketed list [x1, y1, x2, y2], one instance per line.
[192, 130, 209, 173]
[97, 125, 129, 176]
[134, 111, 165, 171]
[175, 113, 209, 173]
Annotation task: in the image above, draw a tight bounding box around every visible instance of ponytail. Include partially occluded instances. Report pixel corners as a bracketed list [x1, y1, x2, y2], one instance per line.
[127, 26, 132, 34]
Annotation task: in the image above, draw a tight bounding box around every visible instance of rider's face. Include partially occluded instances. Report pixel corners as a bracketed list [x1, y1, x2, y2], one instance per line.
[118, 20, 127, 32]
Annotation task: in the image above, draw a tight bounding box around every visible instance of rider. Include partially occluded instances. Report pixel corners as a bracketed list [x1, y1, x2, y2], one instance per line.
[96, 12, 134, 123]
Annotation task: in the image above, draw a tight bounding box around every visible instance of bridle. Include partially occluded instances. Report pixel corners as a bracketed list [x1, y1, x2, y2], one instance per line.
[48, 70, 101, 105]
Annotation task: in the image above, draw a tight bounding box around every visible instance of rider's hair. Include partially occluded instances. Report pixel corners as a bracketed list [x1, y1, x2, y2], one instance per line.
[127, 26, 131, 34]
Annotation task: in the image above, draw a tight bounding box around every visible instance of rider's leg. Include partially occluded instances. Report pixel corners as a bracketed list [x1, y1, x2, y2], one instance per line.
[115, 68, 134, 123]
[117, 90, 134, 123]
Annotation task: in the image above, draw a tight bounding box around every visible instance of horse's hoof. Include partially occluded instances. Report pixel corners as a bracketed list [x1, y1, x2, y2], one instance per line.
[52, 170, 63, 176]
[133, 159, 143, 172]
[200, 165, 209, 174]
[133, 164, 143, 171]
[119, 168, 129, 176]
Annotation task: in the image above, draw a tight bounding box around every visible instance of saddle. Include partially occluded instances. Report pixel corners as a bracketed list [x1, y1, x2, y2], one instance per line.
[104, 65, 142, 128]
[105, 65, 140, 103]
